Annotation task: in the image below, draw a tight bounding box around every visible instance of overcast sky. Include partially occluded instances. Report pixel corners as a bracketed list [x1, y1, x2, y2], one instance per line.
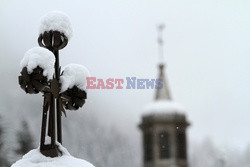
[0, 0, 250, 152]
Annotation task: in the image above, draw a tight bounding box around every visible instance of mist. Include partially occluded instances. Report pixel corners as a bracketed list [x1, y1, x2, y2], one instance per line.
[0, 0, 250, 166]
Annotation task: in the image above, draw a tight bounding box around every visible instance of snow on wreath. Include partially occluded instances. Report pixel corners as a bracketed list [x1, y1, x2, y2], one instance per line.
[19, 47, 90, 111]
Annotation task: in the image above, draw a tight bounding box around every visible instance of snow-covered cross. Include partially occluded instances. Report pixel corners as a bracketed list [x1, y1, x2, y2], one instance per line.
[18, 11, 90, 158]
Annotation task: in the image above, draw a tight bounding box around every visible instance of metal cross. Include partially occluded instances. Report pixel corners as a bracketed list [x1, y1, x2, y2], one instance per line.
[157, 24, 165, 63]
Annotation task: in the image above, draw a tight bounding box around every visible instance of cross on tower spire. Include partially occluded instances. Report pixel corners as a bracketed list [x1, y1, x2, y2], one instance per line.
[155, 24, 172, 100]
[157, 24, 165, 63]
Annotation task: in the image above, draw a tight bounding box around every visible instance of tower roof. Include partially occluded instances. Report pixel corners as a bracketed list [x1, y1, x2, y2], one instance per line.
[143, 24, 184, 114]
[155, 63, 172, 100]
[143, 62, 185, 114]
[155, 24, 172, 101]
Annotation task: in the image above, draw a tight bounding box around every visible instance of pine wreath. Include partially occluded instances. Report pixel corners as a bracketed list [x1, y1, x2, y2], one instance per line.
[61, 86, 87, 110]
[18, 66, 48, 94]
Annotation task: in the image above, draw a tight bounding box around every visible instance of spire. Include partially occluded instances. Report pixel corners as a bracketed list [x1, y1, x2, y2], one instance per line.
[155, 63, 172, 100]
[155, 24, 172, 101]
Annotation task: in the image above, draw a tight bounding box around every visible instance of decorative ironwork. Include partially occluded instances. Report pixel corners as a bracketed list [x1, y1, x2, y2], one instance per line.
[61, 86, 87, 111]
[19, 67, 48, 94]
[18, 29, 87, 157]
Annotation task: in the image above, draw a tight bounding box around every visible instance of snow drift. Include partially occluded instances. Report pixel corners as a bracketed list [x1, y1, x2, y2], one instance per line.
[11, 143, 95, 167]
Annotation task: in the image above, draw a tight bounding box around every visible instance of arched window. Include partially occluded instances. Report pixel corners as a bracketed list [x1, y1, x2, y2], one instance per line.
[144, 132, 153, 161]
[158, 131, 170, 159]
[177, 131, 187, 159]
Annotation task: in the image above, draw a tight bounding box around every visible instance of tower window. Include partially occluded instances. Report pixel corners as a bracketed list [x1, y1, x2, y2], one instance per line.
[158, 131, 170, 159]
[177, 132, 187, 159]
[144, 132, 153, 161]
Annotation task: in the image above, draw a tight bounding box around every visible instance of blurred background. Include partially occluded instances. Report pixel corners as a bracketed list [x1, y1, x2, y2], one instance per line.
[0, 0, 250, 166]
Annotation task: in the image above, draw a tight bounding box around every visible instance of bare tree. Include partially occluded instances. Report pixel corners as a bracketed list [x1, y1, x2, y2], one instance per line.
[15, 120, 35, 156]
[62, 113, 138, 167]
[0, 115, 9, 167]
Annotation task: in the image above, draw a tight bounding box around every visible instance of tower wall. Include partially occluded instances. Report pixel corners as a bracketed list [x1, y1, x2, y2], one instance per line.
[139, 113, 189, 167]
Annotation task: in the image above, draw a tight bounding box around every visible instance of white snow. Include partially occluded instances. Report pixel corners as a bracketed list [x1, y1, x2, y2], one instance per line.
[20, 47, 55, 80]
[39, 11, 73, 39]
[60, 64, 90, 92]
[143, 100, 185, 113]
[11, 141, 95, 167]
[44, 136, 51, 145]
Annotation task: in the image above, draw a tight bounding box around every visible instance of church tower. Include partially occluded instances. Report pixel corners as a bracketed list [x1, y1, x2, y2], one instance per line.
[139, 25, 190, 167]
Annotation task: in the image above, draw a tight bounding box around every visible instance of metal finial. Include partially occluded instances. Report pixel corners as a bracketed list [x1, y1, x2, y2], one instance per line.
[157, 24, 165, 63]
[155, 24, 172, 100]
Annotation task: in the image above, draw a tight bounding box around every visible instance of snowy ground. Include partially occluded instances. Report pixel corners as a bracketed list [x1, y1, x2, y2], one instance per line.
[11, 143, 95, 167]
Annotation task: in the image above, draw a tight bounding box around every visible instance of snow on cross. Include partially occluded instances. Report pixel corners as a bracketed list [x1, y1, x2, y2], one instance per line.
[14, 11, 94, 167]
[39, 11, 73, 40]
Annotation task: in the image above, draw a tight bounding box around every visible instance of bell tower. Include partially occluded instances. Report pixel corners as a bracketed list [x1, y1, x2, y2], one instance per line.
[139, 25, 190, 167]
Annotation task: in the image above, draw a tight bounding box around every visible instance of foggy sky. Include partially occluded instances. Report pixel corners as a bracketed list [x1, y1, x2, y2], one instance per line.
[0, 0, 250, 152]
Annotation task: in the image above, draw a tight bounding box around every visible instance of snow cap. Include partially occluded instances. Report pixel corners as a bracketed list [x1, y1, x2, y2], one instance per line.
[11, 140, 95, 167]
[60, 64, 90, 92]
[20, 47, 55, 80]
[143, 100, 185, 113]
[39, 11, 73, 39]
